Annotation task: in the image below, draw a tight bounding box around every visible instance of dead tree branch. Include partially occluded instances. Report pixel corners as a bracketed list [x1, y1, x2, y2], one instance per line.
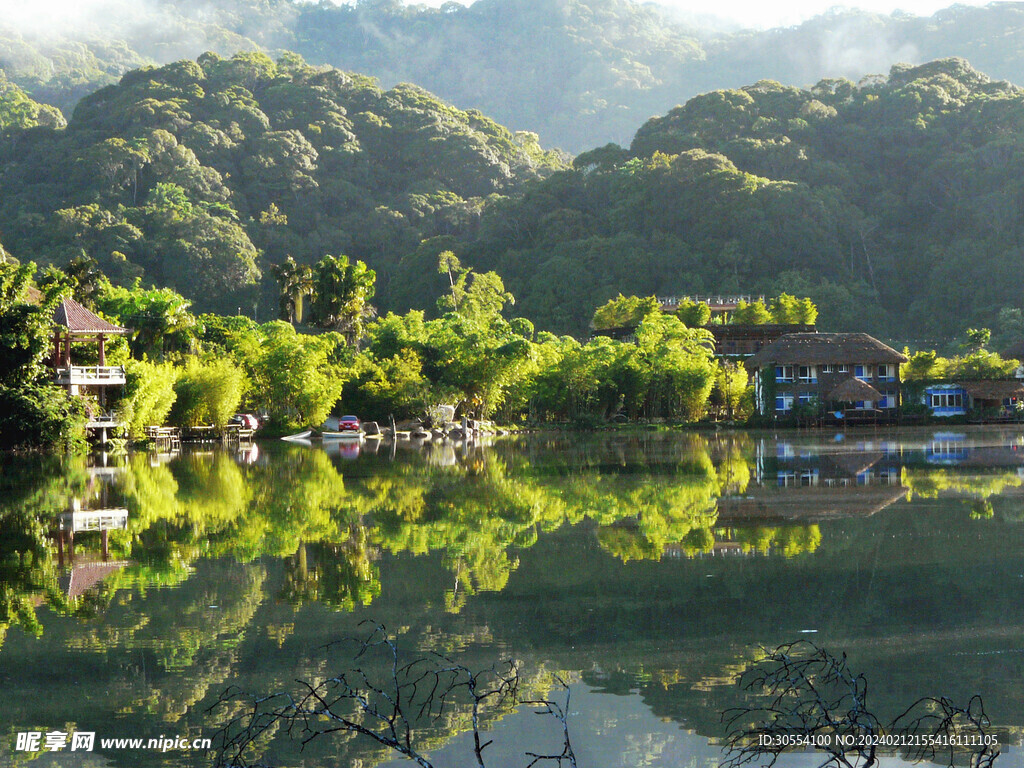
[723, 641, 1000, 768]
[209, 621, 572, 768]
[894, 694, 1000, 768]
[521, 677, 578, 768]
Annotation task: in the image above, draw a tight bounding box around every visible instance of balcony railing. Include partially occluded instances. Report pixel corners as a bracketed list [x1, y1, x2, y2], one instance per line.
[56, 365, 127, 386]
[59, 508, 129, 532]
[659, 294, 765, 309]
[86, 413, 122, 429]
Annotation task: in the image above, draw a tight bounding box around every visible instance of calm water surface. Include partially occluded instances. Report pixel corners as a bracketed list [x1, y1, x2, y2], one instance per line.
[3, 428, 1024, 767]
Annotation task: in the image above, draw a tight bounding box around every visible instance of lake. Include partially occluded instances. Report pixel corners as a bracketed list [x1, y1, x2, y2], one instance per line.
[3, 427, 1024, 768]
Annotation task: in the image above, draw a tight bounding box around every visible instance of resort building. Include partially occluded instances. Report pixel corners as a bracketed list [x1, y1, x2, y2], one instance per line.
[744, 333, 908, 418]
[51, 297, 130, 442]
[705, 323, 816, 357]
[658, 294, 765, 319]
[922, 380, 1024, 419]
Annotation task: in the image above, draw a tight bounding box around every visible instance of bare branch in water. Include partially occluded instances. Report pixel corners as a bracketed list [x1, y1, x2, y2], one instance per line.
[209, 621, 571, 768]
[723, 640, 1001, 768]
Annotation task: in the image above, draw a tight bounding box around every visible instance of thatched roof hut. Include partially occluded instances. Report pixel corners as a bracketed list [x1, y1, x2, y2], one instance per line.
[745, 333, 907, 369]
[828, 377, 882, 403]
[960, 380, 1024, 401]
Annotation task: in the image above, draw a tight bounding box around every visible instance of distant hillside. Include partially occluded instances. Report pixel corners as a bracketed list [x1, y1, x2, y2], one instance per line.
[4, 55, 1024, 345]
[448, 58, 1024, 343]
[0, 52, 565, 314]
[10, 1, 1024, 151]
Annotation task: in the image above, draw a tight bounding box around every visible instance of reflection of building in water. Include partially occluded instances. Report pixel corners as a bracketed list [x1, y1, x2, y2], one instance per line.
[718, 440, 907, 525]
[926, 432, 968, 464]
[663, 541, 746, 558]
[51, 464, 131, 600]
[924, 434, 1024, 469]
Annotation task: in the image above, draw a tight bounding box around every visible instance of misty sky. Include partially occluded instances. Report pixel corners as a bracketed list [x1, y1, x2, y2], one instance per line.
[409, 0, 989, 29]
[0, 0, 993, 35]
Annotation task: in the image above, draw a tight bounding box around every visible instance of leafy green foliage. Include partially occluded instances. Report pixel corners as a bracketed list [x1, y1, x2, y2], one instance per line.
[0, 261, 54, 387]
[245, 321, 347, 429]
[731, 299, 773, 325]
[0, 384, 86, 451]
[311, 254, 376, 346]
[12, 0, 1024, 158]
[946, 351, 1020, 380]
[675, 299, 711, 327]
[591, 294, 660, 330]
[117, 359, 179, 439]
[902, 348, 1020, 381]
[346, 273, 532, 421]
[0, 70, 65, 131]
[461, 59, 1024, 339]
[271, 255, 312, 323]
[768, 294, 818, 324]
[0, 260, 93, 449]
[169, 357, 247, 428]
[4, 32, 1024, 347]
[95, 278, 197, 359]
[0, 51, 564, 321]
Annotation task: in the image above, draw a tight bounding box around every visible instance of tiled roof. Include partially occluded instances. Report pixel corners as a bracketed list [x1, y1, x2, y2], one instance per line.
[53, 298, 128, 334]
[745, 333, 908, 368]
[58, 560, 131, 600]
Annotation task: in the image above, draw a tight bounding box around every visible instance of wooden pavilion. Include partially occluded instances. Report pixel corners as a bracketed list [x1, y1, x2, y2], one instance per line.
[51, 297, 130, 441]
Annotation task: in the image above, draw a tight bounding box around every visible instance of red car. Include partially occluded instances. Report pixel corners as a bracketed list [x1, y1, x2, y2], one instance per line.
[338, 415, 361, 432]
[230, 413, 259, 431]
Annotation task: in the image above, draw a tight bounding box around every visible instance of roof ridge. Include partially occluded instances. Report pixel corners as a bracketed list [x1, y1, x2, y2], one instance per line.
[53, 296, 129, 335]
[744, 331, 908, 368]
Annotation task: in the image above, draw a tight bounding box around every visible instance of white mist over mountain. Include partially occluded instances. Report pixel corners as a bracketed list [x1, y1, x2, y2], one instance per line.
[0, 0, 153, 37]
[402, 0, 990, 29]
[655, 0, 990, 29]
[0, 0, 994, 40]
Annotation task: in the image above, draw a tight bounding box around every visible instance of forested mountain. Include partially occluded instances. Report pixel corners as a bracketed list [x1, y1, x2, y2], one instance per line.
[3, 52, 1023, 344]
[448, 57, 1024, 342]
[10, 1, 1024, 152]
[0, 52, 564, 314]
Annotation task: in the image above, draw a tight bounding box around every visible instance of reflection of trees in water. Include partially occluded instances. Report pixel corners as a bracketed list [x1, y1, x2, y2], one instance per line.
[7, 436, 1024, 765]
[0, 432, 928, 649]
[733, 525, 822, 557]
[0, 559, 266, 743]
[10, 434, 1023, 649]
[281, 535, 381, 612]
[903, 467, 1024, 522]
[903, 467, 1023, 502]
[0, 454, 97, 646]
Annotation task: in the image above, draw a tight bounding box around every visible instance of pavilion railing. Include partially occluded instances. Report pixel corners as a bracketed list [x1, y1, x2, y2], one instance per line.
[56, 365, 127, 385]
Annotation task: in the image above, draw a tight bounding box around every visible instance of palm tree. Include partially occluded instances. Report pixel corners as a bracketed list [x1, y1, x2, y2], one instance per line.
[311, 254, 376, 347]
[271, 256, 313, 324]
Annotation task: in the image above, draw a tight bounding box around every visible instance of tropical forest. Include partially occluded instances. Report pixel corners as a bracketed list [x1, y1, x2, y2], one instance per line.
[4, 1, 1024, 767]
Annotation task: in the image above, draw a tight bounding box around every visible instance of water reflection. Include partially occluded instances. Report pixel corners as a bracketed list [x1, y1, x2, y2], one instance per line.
[6, 429, 1024, 641]
[3, 429, 1024, 766]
